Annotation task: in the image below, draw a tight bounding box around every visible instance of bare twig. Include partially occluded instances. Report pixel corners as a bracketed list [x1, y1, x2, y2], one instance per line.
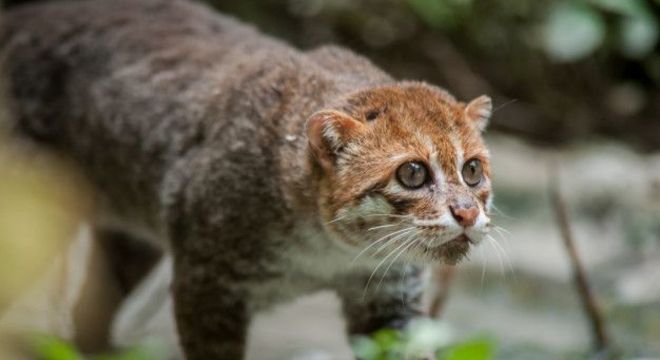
[429, 264, 456, 318]
[549, 161, 611, 352]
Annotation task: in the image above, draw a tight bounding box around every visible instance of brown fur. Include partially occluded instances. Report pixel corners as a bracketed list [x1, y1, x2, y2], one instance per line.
[0, 0, 493, 358]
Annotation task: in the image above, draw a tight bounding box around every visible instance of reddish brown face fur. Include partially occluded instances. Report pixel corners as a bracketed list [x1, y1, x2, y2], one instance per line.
[308, 82, 493, 264]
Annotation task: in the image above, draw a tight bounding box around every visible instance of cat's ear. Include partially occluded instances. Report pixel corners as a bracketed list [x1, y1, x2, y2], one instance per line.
[464, 95, 492, 131]
[306, 110, 365, 172]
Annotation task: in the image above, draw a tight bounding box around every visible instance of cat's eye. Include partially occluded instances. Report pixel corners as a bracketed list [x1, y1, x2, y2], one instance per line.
[396, 161, 428, 189]
[462, 158, 483, 186]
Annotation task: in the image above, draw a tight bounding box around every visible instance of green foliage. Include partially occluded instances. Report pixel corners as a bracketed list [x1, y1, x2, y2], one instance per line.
[351, 319, 494, 360]
[407, 0, 473, 29]
[543, 0, 658, 61]
[92, 347, 156, 360]
[33, 328, 493, 360]
[352, 328, 404, 360]
[405, 0, 658, 63]
[32, 335, 83, 360]
[441, 339, 493, 360]
[543, 2, 606, 62]
[31, 335, 158, 360]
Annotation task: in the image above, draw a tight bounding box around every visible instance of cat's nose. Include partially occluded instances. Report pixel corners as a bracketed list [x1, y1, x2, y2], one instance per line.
[449, 204, 478, 227]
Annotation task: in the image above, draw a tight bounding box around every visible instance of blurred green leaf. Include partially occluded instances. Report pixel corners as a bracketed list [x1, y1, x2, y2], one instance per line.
[619, 14, 659, 58]
[92, 338, 166, 360]
[441, 339, 494, 360]
[407, 0, 472, 29]
[30, 334, 162, 360]
[372, 328, 400, 349]
[351, 336, 381, 360]
[93, 348, 154, 360]
[589, 0, 649, 17]
[32, 335, 83, 360]
[350, 320, 496, 360]
[542, 2, 606, 62]
[373, 328, 406, 359]
[405, 318, 453, 357]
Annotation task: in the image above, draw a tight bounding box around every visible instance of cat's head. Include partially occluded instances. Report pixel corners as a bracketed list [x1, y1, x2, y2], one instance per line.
[307, 82, 493, 264]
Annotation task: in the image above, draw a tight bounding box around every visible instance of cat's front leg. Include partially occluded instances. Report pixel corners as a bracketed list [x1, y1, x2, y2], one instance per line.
[335, 263, 428, 338]
[172, 254, 250, 360]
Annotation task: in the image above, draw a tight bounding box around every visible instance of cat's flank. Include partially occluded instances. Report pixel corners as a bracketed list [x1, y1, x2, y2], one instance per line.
[0, 0, 493, 358]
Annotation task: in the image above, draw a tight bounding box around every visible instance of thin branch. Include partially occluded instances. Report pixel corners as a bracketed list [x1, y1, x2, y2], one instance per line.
[549, 161, 611, 353]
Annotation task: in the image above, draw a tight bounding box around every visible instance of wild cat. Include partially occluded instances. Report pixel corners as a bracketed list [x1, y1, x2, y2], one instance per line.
[0, 0, 493, 358]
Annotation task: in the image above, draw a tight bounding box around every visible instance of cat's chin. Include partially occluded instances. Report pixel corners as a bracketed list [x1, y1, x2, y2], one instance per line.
[422, 234, 473, 264]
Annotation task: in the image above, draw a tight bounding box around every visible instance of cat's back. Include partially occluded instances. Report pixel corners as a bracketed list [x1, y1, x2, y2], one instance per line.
[0, 0, 321, 229]
[1, 0, 258, 61]
[0, 0, 391, 233]
[0, 0, 280, 140]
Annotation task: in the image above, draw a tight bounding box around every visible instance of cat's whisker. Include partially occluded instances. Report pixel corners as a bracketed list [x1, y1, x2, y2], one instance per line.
[379, 232, 417, 286]
[486, 235, 505, 276]
[372, 228, 416, 257]
[487, 234, 514, 274]
[490, 204, 515, 220]
[350, 227, 415, 265]
[368, 223, 403, 231]
[493, 225, 511, 236]
[491, 226, 513, 256]
[493, 225, 512, 244]
[363, 232, 416, 299]
[376, 232, 418, 292]
[479, 244, 487, 291]
[363, 213, 413, 219]
[492, 98, 518, 113]
[325, 214, 349, 224]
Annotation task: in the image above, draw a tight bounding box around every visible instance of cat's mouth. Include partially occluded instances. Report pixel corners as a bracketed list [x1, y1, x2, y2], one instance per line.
[421, 234, 473, 264]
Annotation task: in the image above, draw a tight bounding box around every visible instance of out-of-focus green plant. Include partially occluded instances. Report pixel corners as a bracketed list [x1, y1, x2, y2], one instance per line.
[32, 335, 82, 360]
[351, 318, 494, 360]
[31, 334, 162, 360]
[407, 0, 473, 29]
[441, 339, 493, 360]
[543, 2, 606, 62]
[543, 0, 658, 61]
[406, 0, 659, 62]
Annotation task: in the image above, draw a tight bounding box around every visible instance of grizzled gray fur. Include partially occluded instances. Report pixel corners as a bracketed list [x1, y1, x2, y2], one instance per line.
[0, 0, 428, 358]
